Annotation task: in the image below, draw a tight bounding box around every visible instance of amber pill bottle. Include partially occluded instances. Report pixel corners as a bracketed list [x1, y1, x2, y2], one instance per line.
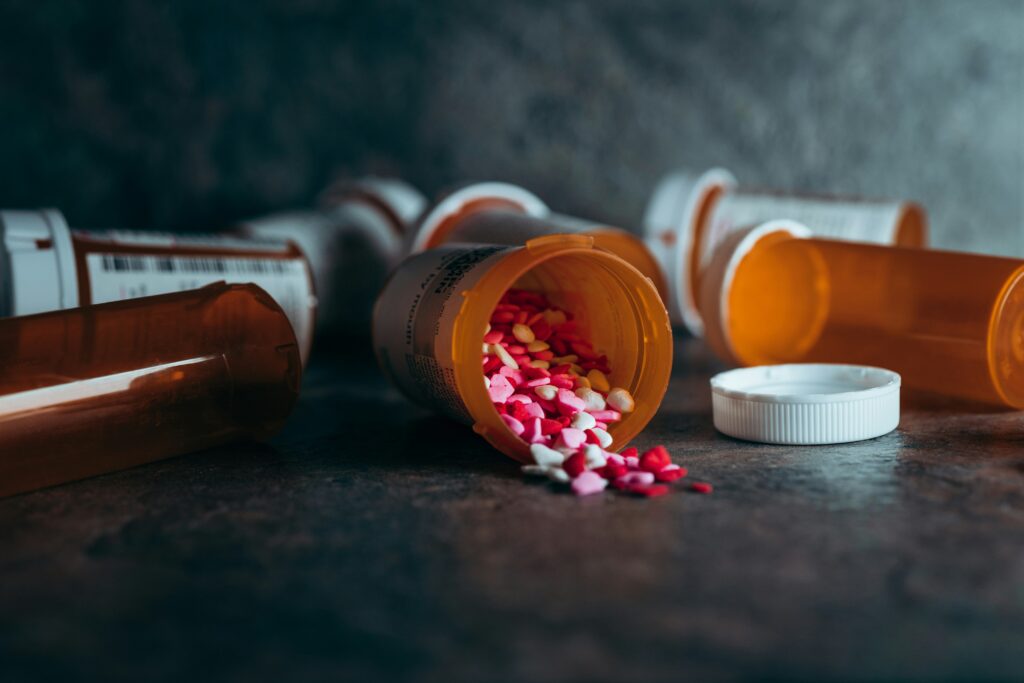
[700, 222, 1024, 407]
[0, 283, 301, 497]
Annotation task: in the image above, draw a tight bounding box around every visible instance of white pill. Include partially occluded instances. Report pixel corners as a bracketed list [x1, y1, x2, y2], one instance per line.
[591, 427, 614, 449]
[494, 344, 519, 369]
[606, 387, 635, 413]
[534, 385, 558, 401]
[547, 467, 570, 483]
[583, 444, 607, 469]
[574, 388, 606, 412]
[571, 411, 597, 431]
[530, 443, 565, 467]
[521, 465, 550, 477]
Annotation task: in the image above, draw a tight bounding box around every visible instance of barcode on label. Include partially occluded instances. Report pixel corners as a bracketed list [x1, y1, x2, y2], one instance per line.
[99, 254, 292, 275]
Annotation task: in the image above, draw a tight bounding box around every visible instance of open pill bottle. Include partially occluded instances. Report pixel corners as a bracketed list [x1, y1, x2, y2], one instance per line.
[373, 235, 673, 461]
[699, 222, 1024, 407]
[0, 282, 301, 498]
[0, 209, 318, 363]
[406, 182, 669, 304]
[239, 177, 426, 336]
[643, 167, 929, 335]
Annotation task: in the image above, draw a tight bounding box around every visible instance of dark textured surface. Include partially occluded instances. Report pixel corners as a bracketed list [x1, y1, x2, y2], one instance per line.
[2, 338, 1023, 682]
[0, 0, 1022, 252]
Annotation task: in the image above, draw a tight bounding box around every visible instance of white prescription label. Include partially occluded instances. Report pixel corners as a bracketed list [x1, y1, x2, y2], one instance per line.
[76, 230, 291, 253]
[373, 244, 509, 423]
[84, 253, 316, 360]
[701, 192, 904, 271]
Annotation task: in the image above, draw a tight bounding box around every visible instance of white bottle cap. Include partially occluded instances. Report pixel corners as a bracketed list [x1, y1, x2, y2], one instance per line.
[698, 220, 815, 367]
[710, 363, 901, 444]
[321, 177, 428, 233]
[0, 209, 79, 316]
[642, 167, 737, 334]
[407, 181, 549, 255]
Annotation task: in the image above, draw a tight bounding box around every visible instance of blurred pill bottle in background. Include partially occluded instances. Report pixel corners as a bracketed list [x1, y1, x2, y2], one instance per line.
[0, 283, 301, 498]
[373, 235, 673, 462]
[239, 177, 426, 338]
[643, 167, 929, 335]
[405, 182, 670, 305]
[698, 221, 1024, 408]
[0, 209, 318, 363]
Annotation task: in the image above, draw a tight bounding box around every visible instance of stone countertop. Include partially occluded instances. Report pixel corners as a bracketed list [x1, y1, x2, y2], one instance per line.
[1, 338, 1023, 681]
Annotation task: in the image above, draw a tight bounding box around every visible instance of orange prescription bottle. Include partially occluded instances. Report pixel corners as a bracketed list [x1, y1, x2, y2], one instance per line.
[643, 168, 929, 335]
[406, 182, 670, 303]
[373, 235, 673, 461]
[238, 177, 426, 335]
[0, 282, 302, 498]
[0, 209, 318, 363]
[699, 222, 1024, 407]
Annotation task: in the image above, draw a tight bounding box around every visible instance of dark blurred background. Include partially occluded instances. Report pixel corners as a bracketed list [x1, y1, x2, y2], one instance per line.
[0, 0, 1021, 253]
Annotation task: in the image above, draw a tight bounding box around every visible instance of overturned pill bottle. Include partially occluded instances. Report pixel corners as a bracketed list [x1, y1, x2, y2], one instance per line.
[0, 282, 301, 498]
[643, 167, 929, 335]
[0, 209, 318, 363]
[239, 177, 426, 336]
[699, 221, 1024, 407]
[373, 235, 673, 461]
[406, 182, 670, 304]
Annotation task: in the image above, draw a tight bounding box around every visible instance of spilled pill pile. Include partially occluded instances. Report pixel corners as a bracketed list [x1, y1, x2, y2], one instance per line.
[483, 289, 712, 497]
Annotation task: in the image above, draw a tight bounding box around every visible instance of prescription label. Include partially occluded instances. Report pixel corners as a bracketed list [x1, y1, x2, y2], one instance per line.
[75, 230, 291, 253]
[83, 252, 316, 360]
[374, 244, 508, 423]
[701, 192, 905, 271]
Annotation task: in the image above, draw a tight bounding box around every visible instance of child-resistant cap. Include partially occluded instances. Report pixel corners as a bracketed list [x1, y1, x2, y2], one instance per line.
[407, 181, 549, 254]
[710, 363, 901, 444]
[642, 167, 737, 334]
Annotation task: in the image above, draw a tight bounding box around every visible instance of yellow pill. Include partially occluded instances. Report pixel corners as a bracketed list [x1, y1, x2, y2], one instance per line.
[513, 323, 536, 344]
[527, 340, 550, 353]
[587, 369, 610, 393]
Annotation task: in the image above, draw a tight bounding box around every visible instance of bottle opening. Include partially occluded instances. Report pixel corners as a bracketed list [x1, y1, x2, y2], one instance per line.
[989, 265, 1024, 408]
[456, 246, 672, 462]
[725, 234, 830, 366]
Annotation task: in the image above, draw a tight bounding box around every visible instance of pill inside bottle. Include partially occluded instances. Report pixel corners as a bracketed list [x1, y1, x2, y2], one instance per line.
[700, 223, 1024, 407]
[373, 235, 673, 461]
[643, 167, 929, 335]
[0, 282, 302, 498]
[406, 182, 670, 307]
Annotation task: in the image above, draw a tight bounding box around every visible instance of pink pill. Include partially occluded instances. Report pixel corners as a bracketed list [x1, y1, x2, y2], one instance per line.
[555, 388, 586, 416]
[571, 471, 608, 496]
[501, 414, 525, 436]
[606, 453, 625, 466]
[498, 366, 524, 387]
[524, 376, 551, 388]
[488, 374, 514, 403]
[556, 428, 586, 450]
[625, 456, 640, 469]
[617, 471, 655, 487]
[522, 402, 545, 419]
[589, 409, 622, 422]
[507, 393, 533, 404]
[550, 375, 574, 389]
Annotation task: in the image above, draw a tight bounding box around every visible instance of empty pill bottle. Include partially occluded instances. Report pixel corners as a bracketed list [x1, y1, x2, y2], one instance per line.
[699, 221, 1024, 407]
[238, 177, 426, 336]
[373, 235, 673, 461]
[0, 209, 318, 363]
[406, 182, 670, 304]
[0, 282, 301, 498]
[643, 167, 929, 335]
